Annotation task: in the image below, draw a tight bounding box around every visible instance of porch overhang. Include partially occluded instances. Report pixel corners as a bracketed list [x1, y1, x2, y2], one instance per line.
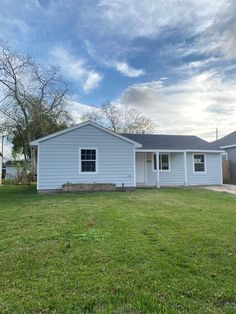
[135, 149, 224, 153]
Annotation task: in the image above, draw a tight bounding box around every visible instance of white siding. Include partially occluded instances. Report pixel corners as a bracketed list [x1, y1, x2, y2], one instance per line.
[5, 167, 19, 180]
[187, 152, 222, 185]
[143, 152, 222, 186]
[146, 152, 185, 186]
[38, 124, 135, 190]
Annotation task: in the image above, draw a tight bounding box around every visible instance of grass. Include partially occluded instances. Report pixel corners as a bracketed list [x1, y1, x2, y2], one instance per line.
[0, 186, 236, 313]
[224, 179, 236, 185]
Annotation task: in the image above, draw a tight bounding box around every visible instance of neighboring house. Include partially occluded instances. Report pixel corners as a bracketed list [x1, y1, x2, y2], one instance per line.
[4, 161, 24, 180]
[211, 131, 236, 179]
[30, 121, 223, 193]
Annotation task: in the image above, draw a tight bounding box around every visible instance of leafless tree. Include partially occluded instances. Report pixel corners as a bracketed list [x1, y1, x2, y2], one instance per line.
[0, 42, 71, 160]
[81, 102, 157, 133]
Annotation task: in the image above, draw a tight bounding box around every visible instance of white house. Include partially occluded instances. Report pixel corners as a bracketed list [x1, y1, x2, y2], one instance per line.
[4, 161, 24, 180]
[30, 121, 223, 193]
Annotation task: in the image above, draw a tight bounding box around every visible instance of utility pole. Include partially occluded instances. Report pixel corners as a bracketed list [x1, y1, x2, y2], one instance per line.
[216, 128, 219, 141]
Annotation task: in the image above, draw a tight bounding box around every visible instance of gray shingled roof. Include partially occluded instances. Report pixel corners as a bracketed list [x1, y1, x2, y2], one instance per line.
[122, 133, 219, 150]
[211, 131, 236, 148]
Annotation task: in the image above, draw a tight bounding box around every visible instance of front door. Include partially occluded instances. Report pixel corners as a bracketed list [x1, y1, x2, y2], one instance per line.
[136, 153, 146, 184]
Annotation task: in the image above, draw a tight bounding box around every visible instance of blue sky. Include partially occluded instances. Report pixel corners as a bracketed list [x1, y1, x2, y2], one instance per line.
[1, 0, 236, 142]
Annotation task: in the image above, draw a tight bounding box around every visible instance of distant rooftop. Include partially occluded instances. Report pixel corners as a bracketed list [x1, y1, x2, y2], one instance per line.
[211, 131, 236, 148]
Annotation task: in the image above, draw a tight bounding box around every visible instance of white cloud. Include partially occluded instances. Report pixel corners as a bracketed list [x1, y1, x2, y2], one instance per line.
[205, 0, 236, 58]
[51, 47, 103, 92]
[66, 71, 236, 141]
[118, 71, 236, 141]
[84, 41, 145, 77]
[83, 71, 102, 92]
[114, 62, 145, 77]
[66, 100, 95, 123]
[96, 0, 225, 39]
[79, 0, 236, 74]
[167, 0, 236, 60]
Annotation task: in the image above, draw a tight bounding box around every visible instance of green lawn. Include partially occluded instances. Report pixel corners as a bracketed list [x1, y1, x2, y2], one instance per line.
[0, 186, 236, 313]
[224, 179, 236, 185]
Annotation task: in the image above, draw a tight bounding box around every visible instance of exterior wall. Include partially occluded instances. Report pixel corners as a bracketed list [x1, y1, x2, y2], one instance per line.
[225, 147, 236, 179]
[5, 166, 18, 180]
[146, 152, 185, 186]
[37, 124, 135, 190]
[143, 152, 222, 186]
[186, 153, 222, 185]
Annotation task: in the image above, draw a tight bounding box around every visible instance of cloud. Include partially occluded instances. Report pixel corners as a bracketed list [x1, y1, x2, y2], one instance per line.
[169, 0, 236, 60]
[206, 102, 235, 115]
[118, 71, 236, 140]
[97, 0, 224, 40]
[0, 16, 30, 44]
[114, 62, 145, 77]
[80, 0, 235, 80]
[66, 100, 95, 122]
[193, 0, 236, 59]
[84, 41, 144, 77]
[51, 47, 103, 92]
[68, 70, 236, 141]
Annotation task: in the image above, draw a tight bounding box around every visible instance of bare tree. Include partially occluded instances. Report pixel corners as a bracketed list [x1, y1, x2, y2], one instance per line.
[81, 102, 157, 133]
[0, 42, 71, 161]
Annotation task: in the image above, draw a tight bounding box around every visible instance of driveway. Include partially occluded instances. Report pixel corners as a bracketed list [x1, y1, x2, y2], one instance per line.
[204, 184, 236, 195]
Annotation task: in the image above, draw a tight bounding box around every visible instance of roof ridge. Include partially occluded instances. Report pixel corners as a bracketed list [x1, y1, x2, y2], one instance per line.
[122, 133, 201, 137]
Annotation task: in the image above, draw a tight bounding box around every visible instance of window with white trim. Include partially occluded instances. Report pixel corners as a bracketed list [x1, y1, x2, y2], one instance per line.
[193, 154, 205, 172]
[153, 153, 170, 171]
[80, 149, 97, 172]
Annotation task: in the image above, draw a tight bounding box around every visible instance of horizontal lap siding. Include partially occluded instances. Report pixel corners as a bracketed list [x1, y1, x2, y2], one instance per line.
[145, 152, 222, 186]
[187, 153, 222, 185]
[146, 153, 185, 186]
[38, 125, 135, 190]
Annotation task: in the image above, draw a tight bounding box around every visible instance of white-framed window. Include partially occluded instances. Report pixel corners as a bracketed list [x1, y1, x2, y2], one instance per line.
[193, 154, 206, 173]
[153, 153, 170, 171]
[79, 148, 97, 173]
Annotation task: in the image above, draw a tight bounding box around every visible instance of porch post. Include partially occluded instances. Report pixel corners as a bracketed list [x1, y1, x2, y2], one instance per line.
[156, 150, 160, 188]
[133, 147, 136, 187]
[183, 151, 188, 186]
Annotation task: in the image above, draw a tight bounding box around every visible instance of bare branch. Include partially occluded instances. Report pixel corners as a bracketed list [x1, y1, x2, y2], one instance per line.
[81, 102, 157, 134]
[0, 43, 70, 160]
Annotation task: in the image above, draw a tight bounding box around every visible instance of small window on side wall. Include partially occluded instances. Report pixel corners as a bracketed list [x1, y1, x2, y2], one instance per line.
[153, 153, 170, 171]
[80, 149, 97, 173]
[193, 154, 205, 172]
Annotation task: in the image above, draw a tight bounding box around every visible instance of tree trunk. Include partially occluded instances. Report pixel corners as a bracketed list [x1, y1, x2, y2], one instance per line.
[30, 147, 36, 178]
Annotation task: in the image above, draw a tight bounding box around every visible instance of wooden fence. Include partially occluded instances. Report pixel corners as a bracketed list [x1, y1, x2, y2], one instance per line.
[222, 160, 230, 181]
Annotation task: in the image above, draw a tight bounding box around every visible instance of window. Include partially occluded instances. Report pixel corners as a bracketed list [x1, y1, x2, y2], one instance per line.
[153, 153, 170, 171]
[80, 149, 97, 173]
[193, 154, 205, 172]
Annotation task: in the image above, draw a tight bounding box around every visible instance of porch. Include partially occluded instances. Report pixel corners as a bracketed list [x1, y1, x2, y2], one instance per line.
[135, 151, 188, 187]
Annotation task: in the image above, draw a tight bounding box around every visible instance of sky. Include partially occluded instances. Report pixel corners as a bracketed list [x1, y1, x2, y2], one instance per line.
[1, 0, 236, 151]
